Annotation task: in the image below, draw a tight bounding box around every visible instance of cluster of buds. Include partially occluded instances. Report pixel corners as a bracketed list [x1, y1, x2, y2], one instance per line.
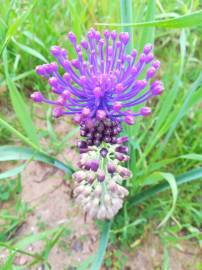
[73, 137, 131, 219]
[31, 28, 164, 219]
[78, 118, 122, 147]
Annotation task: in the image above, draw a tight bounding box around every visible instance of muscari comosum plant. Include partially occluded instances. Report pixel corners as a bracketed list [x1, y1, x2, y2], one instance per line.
[31, 28, 164, 221]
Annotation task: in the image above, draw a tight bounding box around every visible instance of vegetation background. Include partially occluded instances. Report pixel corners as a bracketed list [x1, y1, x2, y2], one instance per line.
[0, 0, 202, 269]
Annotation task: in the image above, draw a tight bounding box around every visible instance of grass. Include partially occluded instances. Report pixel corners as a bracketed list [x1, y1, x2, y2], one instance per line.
[0, 0, 202, 269]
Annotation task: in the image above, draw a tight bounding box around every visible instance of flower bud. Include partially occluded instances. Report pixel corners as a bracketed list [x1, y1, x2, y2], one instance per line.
[97, 170, 105, 182]
[107, 163, 116, 174]
[90, 160, 99, 172]
[31, 92, 43, 103]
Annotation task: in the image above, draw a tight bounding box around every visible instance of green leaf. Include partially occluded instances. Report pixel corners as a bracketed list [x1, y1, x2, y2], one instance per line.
[180, 154, 202, 161]
[0, 146, 74, 175]
[12, 38, 48, 63]
[97, 9, 202, 28]
[3, 48, 39, 146]
[90, 221, 112, 270]
[130, 167, 202, 206]
[157, 172, 178, 227]
[0, 1, 37, 55]
[0, 117, 41, 151]
[0, 164, 26, 180]
[138, 0, 156, 52]
[120, 0, 133, 53]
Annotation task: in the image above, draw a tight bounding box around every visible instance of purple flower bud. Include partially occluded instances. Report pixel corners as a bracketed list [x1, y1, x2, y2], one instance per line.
[90, 160, 99, 172]
[52, 107, 64, 118]
[152, 60, 161, 69]
[73, 113, 82, 124]
[111, 30, 117, 40]
[115, 83, 124, 93]
[63, 72, 71, 81]
[124, 115, 135, 125]
[82, 107, 91, 117]
[113, 102, 122, 111]
[104, 30, 110, 39]
[77, 140, 87, 149]
[145, 53, 154, 64]
[151, 81, 164, 96]
[119, 32, 129, 45]
[68, 31, 77, 43]
[115, 153, 125, 162]
[108, 163, 116, 174]
[50, 46, 61, 57]
[103, 136, 111, 143]
[62, 90, 71, 99]
[131, 49, 137, 58]
[48, 77, 58, 87]
[31, 92, 43, 103]
[80, 39, 88, 49]
[35, 65, 47, 76]
[97, 170, 105, 182]
[57, 96, 66, 105]
[143, 44, 153, 54]
[93, 87, 102, 98]
[139, 53, 146, 63]
[79, 148, 89, 154]
[95, 31, 101, 41]
[140, 106, 151, 116]
[73, 171, 86, 182]
[119, 167, 131, 179]
[117, 136, 128, 144]
[116, 145, 128, 154]
[100, 148, 108, 158]
[146, 67, 156, 79]
[71, 59, 80, 69]
[96, 110, 106, 120]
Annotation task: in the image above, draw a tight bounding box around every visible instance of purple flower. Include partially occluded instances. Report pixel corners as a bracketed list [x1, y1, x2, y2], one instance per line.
[31, 28, 164, 125]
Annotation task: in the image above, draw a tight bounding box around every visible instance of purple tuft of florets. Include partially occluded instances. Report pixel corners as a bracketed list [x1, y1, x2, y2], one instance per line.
[31, 28, 164, 126]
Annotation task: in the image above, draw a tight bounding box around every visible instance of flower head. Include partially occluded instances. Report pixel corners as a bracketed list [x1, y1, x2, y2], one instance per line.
[31, 28, 163, 126]
[73, 141, 131, 220]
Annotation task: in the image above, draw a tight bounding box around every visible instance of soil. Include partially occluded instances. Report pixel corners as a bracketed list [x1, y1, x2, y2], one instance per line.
[0, 112, 201, 270]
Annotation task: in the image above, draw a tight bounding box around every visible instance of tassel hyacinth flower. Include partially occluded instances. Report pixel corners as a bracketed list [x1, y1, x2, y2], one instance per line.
[31, 28, 164, 219]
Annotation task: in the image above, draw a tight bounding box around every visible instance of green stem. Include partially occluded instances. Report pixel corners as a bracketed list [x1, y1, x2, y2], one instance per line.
[90, 220, 112, 270]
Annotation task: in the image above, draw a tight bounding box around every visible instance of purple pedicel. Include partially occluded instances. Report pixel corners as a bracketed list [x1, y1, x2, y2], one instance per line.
[31, 28, 164, 126]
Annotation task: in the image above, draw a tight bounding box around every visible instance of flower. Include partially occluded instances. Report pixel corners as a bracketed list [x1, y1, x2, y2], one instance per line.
[73, 141, 131, 220]
[31, 29, 165, 220]
[31, 28, 164, 126]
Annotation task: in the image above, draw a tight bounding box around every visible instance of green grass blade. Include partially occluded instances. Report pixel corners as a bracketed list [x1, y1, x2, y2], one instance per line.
[90, 220, 112, 270]
[0, 1, 37, 55]
[130, 167, 202, 206]
[0, 117, 41, 151]
[162, 72, 202, 148]
[12, 38, 48, 63]
[120, 0, 133, 53]
[0, 164, 26, 180]
[3, 48, 39, 146]
[157, 172, 178, 227]
[97, 9, 202, 28]
[138, 0, 156, 51]
[0, 145, 74, 175]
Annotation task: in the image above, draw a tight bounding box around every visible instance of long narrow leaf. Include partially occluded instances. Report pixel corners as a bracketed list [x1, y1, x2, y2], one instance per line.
[90, 221, 112, 270]
[130, 167, 202, 206]
[97, 9, 202, 28]
[0, 117, 41, 151]
[3, 48, 39, 146]
[0, 146, 74, 175]
[0, 164, 26, 180]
